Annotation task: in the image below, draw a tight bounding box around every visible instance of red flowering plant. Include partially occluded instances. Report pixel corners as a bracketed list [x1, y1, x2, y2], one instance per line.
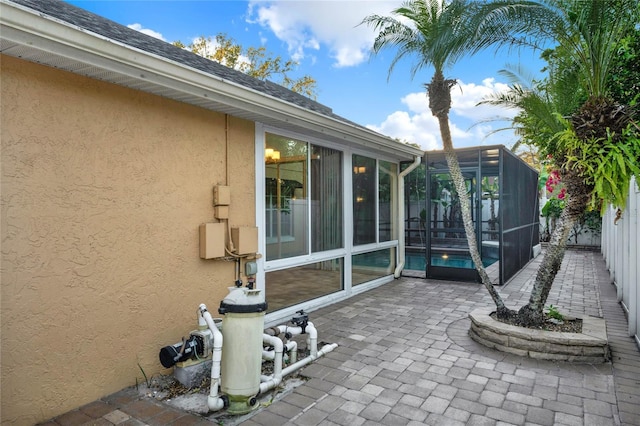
[540, 165, 565, 241]
[545, 169, 566, 200]
[540, 165, 601, 243]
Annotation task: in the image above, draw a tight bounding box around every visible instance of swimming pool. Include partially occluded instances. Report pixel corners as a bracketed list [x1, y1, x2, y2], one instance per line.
[353, 250, 497, 271]
[405, 252, 496, 270]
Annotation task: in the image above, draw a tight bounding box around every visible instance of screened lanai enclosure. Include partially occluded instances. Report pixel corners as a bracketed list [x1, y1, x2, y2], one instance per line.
[404, 145, 539, 285]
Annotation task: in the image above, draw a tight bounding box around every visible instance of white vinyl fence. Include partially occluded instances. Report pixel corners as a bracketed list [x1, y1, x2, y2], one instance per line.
[601, 176, 640, 348]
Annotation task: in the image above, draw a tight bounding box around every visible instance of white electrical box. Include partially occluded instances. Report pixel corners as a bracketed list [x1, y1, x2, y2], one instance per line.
[199, 223, 225, 259]
[231, 227, 258, 255]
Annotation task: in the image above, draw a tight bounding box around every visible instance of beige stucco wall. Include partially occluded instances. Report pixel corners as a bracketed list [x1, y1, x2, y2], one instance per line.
[1, 55, 256, 425]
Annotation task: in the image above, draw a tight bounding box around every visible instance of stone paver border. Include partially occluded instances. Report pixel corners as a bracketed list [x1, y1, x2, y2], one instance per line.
[469, 307, 610, 362]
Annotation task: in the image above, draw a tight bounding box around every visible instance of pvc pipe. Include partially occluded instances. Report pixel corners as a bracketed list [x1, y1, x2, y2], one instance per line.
[273, 322, 318, 356]
[281, 343, 338, 377]
[395, 156, 422, 278]
[262, 349, 276, 360]
[259, 334, 283, 392]
[259, 343, 338, 394]
[287, 340, 298, 364]
[262, 340, 297, 363]
[259, 323, 333, 394]
[262, 334, 283, 378]
[198, 309, 208, 329]
[198, 304, 225, 411]
[260, 335, 297, 386]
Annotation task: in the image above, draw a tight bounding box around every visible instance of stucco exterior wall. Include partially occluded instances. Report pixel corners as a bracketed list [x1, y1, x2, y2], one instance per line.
[1, 55, 256, 424]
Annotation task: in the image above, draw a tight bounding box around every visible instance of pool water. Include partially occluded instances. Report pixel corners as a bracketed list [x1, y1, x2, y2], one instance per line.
[406, 253, 496, 270]
[406, 253, 427, 271]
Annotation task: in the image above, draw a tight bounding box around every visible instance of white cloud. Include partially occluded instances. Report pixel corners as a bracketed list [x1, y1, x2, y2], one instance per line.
[368, 79, 519, 150]
[367, 110, 440, 150]
[128, 23, 165, 41]
[400, 92, 430, 114]
[247, 1, 401, 67]
[451, 78, 517, 121]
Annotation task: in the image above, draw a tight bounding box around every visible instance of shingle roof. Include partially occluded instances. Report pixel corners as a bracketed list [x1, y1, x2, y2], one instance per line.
[10, 0, 365, 126]
[3, 0, 424, 159]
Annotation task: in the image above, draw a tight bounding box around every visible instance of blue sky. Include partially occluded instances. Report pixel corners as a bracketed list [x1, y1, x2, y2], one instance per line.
[66, 0, 546, 151]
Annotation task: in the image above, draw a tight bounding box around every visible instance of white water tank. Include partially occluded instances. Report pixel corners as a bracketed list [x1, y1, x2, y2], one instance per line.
[218, 287, 267, 414]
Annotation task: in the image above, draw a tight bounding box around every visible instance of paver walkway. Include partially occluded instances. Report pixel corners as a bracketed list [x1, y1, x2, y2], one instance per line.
[42, 250, 640, 426]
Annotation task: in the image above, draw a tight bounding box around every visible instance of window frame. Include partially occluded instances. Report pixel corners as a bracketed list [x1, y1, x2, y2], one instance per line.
[255, 124, 403, 322]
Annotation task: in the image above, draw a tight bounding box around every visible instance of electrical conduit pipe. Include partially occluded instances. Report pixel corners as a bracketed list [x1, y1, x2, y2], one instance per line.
[198, 304, 225, 411]
[395, 155, 422, 278]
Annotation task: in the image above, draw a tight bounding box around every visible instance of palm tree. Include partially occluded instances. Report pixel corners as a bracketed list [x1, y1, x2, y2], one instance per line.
[365, 0, 638, 327]
[362, 0, 511, 316]
[473, 0, 639, 325]
[479, 64, 569, 146]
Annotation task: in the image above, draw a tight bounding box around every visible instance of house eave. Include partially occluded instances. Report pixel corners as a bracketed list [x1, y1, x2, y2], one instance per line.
[0, 0, 424, 161]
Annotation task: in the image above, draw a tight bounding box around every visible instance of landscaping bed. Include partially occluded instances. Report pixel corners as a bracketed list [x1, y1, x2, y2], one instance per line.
[469, 307, 610, 363]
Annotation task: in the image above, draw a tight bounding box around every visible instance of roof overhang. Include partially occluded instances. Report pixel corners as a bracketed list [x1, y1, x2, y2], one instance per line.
[0, 0, 424, 161]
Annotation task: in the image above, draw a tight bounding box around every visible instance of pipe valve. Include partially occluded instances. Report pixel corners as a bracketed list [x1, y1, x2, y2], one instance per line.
[291, 310, 309, 333]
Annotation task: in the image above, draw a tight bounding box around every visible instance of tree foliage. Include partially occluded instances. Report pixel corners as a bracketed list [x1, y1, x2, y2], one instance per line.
[608, 25, 640, 106]
[473, 0, 639, 324]
[173, 34, 317, 99]
[479, 64, 566, 153]
[558, 123, 640, 212]
[480, 0, 639, 210]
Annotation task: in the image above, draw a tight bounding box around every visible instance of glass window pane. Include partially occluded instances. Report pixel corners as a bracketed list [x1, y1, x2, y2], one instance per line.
[404, 163, 427, 250]
[311, 145, 343, 252]
[429, 171, 476, 260]
[481, 175, 500, 266]
[353, 154, 376, 245]
[379, 161, 397, 242]
[352, 248, 395, 285]
[265, 133, 308, 260]
[265, 259, 343, 312]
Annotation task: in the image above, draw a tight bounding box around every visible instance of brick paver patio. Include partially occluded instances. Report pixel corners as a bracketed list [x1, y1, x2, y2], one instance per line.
[41, 250, 640, 426]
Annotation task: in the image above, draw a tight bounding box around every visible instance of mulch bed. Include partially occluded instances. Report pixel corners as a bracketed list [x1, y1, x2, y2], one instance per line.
[490, 312, 583, 333]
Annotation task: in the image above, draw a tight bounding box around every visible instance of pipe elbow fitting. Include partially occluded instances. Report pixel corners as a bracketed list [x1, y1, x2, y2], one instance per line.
[259, 376, 282, 394]
[208, 395, 225, 411]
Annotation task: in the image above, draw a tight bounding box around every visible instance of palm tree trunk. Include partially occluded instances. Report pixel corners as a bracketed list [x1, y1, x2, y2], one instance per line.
[437, 115, 509, 314]
[517, 209, 573, 324]
[517, 168, 592, 325]
[428, 71, 510, 316]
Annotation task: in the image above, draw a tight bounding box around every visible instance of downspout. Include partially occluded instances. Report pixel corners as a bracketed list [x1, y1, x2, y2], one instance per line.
[394, 156, 422, 278]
